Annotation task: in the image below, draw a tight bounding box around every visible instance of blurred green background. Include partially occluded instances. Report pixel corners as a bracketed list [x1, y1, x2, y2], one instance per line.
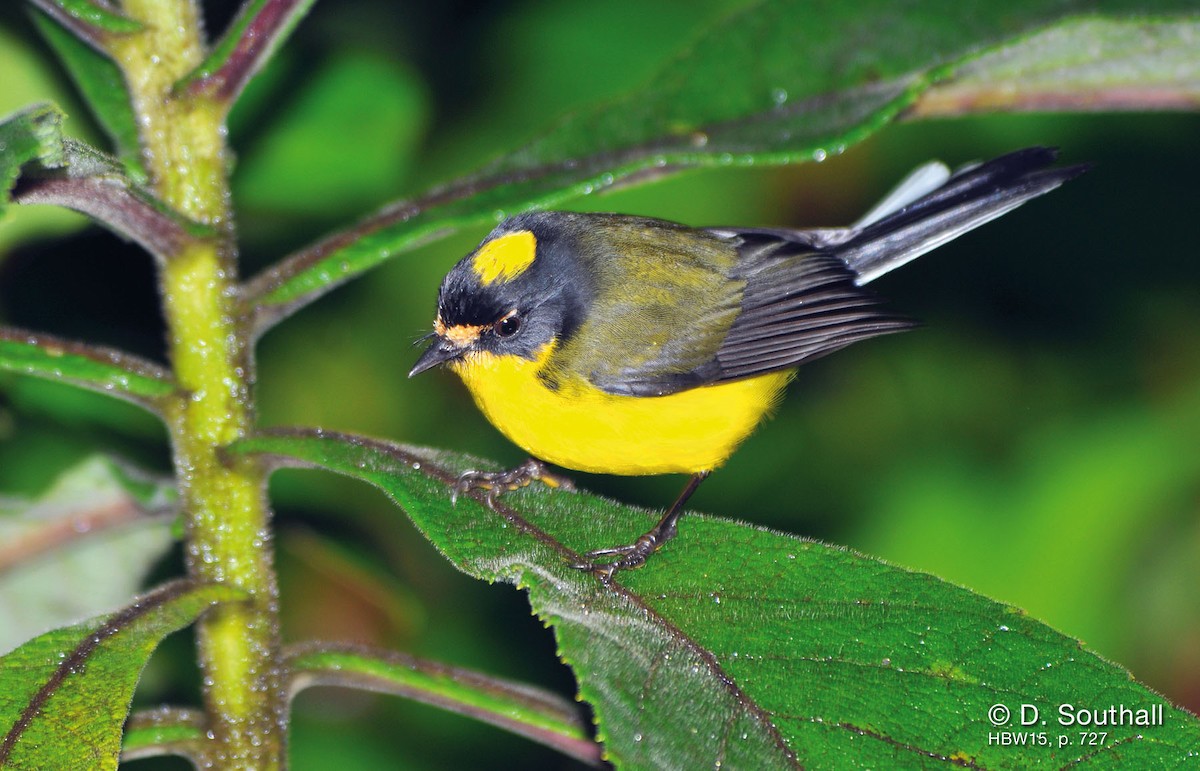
[1, 0, 1197, 768]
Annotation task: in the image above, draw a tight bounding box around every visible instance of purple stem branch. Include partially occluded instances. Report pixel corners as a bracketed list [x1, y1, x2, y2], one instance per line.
[183, 0, 313, 104]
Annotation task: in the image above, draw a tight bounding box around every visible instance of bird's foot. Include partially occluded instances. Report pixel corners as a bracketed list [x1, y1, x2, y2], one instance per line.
[452, 458, 574, 508]
[569, 472, 706, 582]
[569, 526, 674, 582]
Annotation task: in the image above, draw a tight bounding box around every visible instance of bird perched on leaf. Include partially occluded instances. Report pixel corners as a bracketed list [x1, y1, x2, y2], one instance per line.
[411, 147, 1087, 579]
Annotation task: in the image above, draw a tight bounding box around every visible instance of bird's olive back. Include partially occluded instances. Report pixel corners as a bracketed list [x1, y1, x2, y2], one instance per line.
[535, 214, 746, 393]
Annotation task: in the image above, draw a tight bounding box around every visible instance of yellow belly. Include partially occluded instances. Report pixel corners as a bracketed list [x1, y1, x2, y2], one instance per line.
[450, 348, 791, 475]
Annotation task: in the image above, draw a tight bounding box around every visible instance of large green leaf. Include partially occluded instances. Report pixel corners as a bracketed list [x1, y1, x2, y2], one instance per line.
[0, 456, 178, 655]
[232, 429, 1200, 768]
[244, 1, 1200, 332]
[0, 581, 243, 770]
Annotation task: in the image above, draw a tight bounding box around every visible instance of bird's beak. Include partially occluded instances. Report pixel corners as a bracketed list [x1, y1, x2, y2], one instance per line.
[409, 337, 463, 377]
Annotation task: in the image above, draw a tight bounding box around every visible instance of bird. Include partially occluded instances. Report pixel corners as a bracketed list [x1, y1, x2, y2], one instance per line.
[410, 147, 1087, 579]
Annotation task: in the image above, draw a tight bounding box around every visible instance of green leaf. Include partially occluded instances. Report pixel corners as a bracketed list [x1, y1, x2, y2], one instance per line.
[0, 456, 178, 654]
[0, 580, 243, 770]
[30, 7, 147, 181]
[910, 16, 1200, 117]
[232, 429, 1200, 768]
[0, 328, 176, 411]
[120, 707, 207, 765]
[36, 0, 143, 36]
[0, 26, 93, 252]
[0, 103, 66, 217]
[286, 642, 600, 766]
[0, 105, 196, 258]
[244, 1, 1200, 332]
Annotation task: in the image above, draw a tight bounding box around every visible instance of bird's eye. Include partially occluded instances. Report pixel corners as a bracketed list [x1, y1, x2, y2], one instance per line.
[494, 313, 521, 338]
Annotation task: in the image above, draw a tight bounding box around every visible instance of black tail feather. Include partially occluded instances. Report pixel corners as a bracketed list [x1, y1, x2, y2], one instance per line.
[843, 147, 1090, 284]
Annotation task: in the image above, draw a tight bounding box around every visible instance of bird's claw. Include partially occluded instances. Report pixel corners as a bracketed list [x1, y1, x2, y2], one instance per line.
[451, 459, 573, 508]
[568, 533, 661, 582]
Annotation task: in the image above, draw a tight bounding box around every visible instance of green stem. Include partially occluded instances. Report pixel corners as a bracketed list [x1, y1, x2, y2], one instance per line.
[111, 1, 282, 767]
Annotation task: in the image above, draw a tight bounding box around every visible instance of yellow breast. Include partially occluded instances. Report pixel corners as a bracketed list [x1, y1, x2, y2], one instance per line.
[450, 345, 791, 476]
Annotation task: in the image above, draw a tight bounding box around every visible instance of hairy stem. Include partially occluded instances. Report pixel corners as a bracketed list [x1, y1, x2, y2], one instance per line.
[110, 1, 283, 766]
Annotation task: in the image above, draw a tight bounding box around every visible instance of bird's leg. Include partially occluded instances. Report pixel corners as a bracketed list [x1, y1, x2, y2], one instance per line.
[571, 471, 710, 581]
[453, 458, 574, 508]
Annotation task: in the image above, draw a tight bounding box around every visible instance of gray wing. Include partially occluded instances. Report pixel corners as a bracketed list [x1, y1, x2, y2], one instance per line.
[704, 233, 915, 384]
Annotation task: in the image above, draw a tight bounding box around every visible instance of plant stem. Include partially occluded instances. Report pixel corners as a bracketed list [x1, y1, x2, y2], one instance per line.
[111, 1, 282, 766]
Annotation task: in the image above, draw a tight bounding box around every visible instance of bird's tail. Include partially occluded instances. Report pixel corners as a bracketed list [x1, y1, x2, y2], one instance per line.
[842, 147, 1090, 286]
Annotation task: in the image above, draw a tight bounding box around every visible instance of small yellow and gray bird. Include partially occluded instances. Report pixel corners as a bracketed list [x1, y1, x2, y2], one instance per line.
[411, 147, 1086, 578]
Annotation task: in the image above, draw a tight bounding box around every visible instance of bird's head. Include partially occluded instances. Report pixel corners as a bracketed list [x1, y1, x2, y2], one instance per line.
[410, 214, 589, 377]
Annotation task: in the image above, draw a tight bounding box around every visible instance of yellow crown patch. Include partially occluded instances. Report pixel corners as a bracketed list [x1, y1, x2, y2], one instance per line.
[471, 230, 537, 285]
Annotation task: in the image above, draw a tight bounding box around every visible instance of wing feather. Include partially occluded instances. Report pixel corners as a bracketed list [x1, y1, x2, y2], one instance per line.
[706, 240, 914, 382]
[582, 232, 911, 396]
